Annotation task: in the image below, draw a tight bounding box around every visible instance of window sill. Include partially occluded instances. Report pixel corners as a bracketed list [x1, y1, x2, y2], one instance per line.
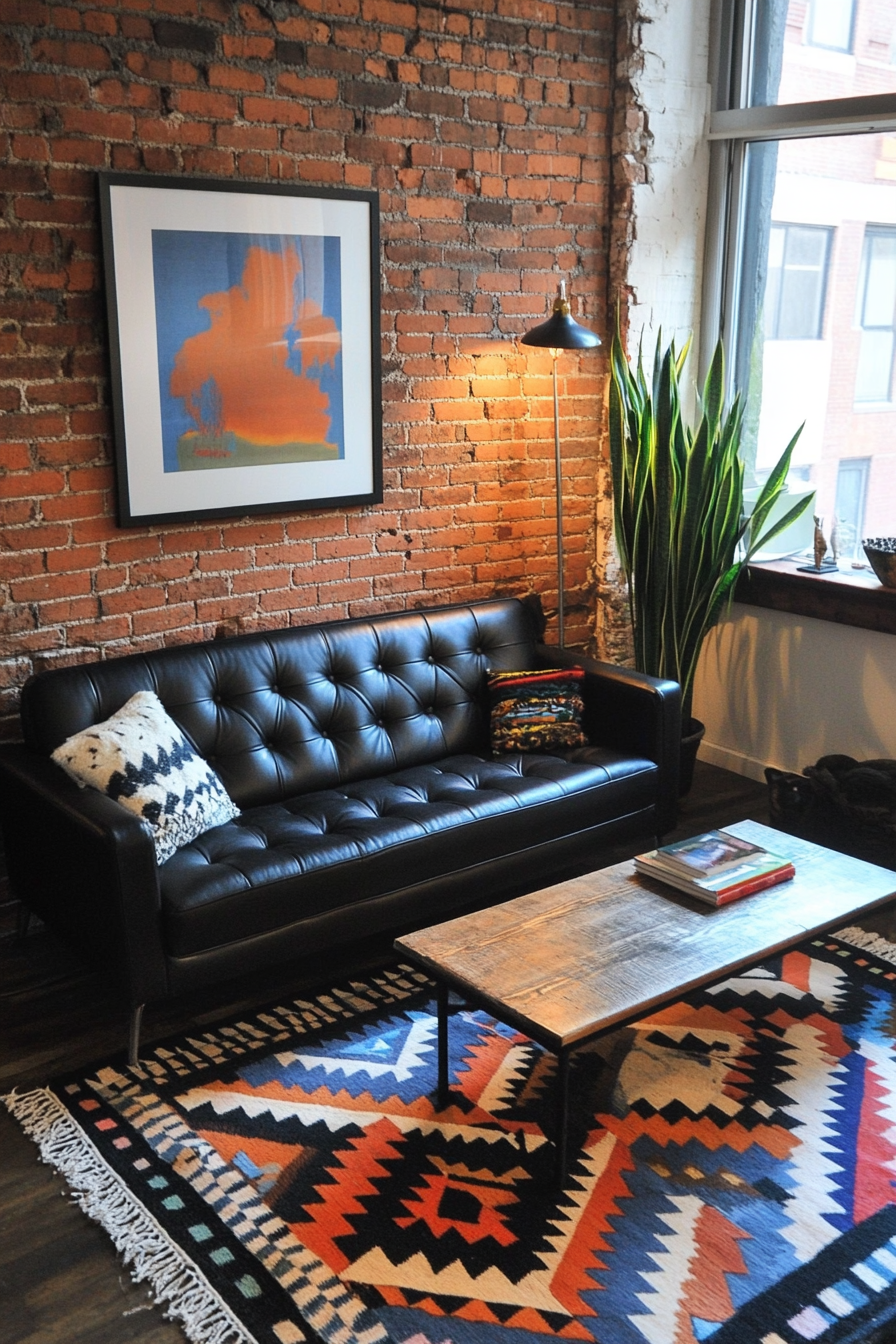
[735, 559, 896, 636]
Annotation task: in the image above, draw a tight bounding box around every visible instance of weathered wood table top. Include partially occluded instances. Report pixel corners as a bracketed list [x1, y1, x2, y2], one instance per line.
[396, 820, 896, 1054]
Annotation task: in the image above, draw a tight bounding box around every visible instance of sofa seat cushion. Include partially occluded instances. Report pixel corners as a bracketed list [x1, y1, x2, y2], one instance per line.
[159, 749, 656, 957]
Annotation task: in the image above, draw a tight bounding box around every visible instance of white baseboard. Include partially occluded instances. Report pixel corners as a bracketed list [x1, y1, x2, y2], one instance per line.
[698, 738, 774, 785]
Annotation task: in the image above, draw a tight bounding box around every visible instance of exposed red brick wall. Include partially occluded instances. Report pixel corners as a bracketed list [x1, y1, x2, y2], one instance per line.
[592, 0, 644, 667]
[0, 0, 614, 739]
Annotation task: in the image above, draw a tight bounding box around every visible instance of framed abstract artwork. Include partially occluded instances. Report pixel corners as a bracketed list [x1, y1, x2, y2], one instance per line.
[98, 173, 382, 527]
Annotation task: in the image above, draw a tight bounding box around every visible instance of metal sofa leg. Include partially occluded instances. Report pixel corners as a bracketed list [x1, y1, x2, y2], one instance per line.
[128, 1004, 145, 1067]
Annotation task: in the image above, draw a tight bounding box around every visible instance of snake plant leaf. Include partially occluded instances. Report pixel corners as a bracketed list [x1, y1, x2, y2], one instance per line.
[744, 425, 805, 552]
[608, 327, 814, 725]
[701, 338, 726, 431]
[748, 490, 814, 556]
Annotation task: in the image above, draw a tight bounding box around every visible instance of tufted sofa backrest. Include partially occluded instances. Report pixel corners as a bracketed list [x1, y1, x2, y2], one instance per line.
[22, 599, 541, 808]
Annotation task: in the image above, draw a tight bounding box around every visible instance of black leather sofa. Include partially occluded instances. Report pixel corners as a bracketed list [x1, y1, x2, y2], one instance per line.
[0, 598, 681, 1060]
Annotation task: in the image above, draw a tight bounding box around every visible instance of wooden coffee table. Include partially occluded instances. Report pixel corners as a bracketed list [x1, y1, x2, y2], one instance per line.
[395, 820, 896, 1183]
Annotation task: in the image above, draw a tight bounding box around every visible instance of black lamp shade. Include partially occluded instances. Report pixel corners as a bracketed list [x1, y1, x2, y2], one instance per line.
[520, 284, 601, 350]
[520, 311, 602, 350]
[514, 280, 600, 649]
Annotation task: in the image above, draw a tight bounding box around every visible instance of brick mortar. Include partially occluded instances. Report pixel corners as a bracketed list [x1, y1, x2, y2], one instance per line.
[0, 0, 627, 739]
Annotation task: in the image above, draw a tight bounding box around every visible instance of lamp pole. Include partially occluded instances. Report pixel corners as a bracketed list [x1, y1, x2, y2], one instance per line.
[520, 281, 601, 649]
[551, 351, 565, 648]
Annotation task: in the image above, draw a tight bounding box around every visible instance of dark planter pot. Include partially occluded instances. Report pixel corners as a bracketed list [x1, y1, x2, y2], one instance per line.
[679, 717, 706, 796]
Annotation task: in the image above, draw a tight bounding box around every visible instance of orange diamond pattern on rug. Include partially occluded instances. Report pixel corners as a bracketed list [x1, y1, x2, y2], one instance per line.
[11, 941, 896, 1344]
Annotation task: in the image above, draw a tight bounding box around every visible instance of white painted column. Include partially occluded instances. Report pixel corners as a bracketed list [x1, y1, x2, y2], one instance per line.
[626, 0, 713, 368]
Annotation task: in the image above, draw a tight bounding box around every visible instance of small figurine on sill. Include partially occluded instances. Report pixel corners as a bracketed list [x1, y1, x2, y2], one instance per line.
[798, 514, 839, 573]
[829, 514, 841, 563]
[814, 515, 827, 569]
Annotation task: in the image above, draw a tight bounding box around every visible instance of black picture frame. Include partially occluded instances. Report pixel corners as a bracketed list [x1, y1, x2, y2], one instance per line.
[98, 172, 382, 528]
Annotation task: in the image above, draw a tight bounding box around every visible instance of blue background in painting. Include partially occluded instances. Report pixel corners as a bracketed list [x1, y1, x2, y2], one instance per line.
[151, 230, 344, 473]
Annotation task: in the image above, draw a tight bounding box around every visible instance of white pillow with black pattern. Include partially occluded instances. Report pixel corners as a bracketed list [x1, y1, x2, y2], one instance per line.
[51, 690, 239, 865]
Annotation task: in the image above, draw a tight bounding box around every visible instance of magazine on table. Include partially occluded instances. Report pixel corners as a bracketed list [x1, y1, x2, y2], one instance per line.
[635, 832, 795, 906]
[645, 829, 769, 878]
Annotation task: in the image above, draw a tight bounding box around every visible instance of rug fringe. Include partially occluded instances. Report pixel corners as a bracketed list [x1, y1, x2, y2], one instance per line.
[3, 1087, 256, 1344]
[834, 925, 896, 966]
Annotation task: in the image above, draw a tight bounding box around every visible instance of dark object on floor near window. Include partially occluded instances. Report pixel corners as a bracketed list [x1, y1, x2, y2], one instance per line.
[0, 598, 681, 1061]
[766, 753, 896, 870]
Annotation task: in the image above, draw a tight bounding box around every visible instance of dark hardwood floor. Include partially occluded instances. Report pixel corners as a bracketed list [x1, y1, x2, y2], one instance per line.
[2, 762, 895, 1343]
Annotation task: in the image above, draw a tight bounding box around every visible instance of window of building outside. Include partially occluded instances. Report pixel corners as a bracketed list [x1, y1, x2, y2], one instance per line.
[855, 226, 896, 400]
[765, 222, 832, 338]
[835, 454, 870, 540]
[807, 0, 855, 52]
[708, 0, 896, 567]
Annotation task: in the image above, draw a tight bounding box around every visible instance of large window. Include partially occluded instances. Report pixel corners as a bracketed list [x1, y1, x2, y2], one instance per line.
[707, 0, 896, 562]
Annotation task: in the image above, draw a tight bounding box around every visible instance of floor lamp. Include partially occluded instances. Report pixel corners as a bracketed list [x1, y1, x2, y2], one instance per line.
[520, 281, 601, 648]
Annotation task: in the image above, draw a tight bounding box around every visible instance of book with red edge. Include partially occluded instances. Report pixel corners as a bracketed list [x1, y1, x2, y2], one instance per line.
[634, 847, 796, 906]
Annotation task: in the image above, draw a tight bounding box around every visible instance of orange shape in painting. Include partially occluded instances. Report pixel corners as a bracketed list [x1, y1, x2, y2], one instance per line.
[169, 241, 340, 448]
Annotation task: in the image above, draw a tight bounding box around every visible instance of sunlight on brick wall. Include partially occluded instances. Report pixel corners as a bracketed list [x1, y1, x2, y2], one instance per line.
[0, 0, 614, 739]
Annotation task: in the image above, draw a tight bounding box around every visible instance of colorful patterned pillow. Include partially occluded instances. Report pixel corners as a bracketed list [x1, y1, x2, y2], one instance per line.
[51, 690, 239, 865]
[488, 667, 587, 754]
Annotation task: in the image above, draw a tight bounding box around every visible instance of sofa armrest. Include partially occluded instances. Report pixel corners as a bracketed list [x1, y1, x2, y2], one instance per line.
[537, 644, 682, 835]
[0, 744, 167, 1007]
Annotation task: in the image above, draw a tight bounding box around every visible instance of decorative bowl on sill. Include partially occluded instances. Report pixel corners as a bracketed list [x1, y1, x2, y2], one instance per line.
[862, 537, 896, 588]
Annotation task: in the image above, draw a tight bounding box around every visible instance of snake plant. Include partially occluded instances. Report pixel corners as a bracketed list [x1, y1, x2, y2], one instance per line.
[608, 326, 812, 726]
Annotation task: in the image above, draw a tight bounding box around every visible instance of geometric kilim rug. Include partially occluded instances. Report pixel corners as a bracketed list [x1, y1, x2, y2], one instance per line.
[8, 927, 896, 1344]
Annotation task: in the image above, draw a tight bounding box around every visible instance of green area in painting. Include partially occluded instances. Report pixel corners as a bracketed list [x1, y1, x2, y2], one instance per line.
[177, 432, 339, 471]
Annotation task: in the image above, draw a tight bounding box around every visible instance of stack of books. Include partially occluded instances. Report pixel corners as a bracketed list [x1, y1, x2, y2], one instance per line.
[635, 829, 795, 906]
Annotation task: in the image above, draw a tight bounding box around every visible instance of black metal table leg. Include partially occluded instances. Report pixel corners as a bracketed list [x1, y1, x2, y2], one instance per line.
[437, 979, 449, 1109]
[554, 1046, 571, 1187]
[433, 979, 572, 1182]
